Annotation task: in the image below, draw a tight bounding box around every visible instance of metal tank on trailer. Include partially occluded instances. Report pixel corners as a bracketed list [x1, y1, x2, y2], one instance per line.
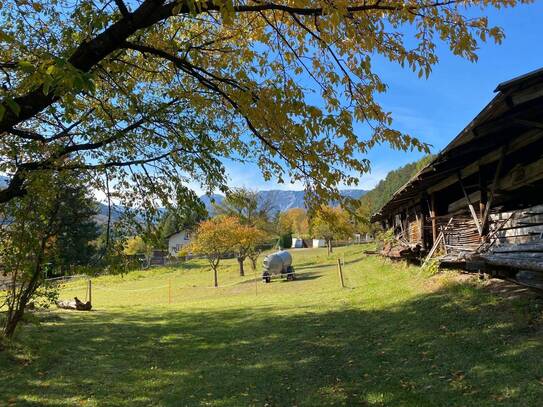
[262, 251, 295, 283]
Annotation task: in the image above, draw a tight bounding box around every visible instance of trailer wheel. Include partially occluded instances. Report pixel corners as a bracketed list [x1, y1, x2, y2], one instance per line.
[262, 272, 271, 283]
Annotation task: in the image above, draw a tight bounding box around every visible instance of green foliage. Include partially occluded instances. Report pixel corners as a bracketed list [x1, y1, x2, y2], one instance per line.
[420, 258, 441, 277]
[278, 233, 292, 250]
[0, 172, 97, 337]
[50, 184, 99, 275]
[353, 155, 434, 235]
[161, 205, 207, 236]
[360, 155, 434, 217]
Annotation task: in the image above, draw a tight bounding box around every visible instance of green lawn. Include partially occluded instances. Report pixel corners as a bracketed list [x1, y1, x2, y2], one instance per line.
[1, 245, 543, 406]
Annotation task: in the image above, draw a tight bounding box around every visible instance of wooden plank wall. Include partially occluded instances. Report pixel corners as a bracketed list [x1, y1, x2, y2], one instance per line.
[490, 204, 543, 246]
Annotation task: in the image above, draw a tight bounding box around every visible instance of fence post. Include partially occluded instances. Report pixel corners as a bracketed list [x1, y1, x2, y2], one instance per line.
[88, 279, 92, 304]
[337, 258, 345, 288]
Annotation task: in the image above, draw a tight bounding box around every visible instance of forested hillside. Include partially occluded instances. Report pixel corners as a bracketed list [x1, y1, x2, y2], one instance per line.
[362, 155, 433, 215]
[355, 156, 433, 233]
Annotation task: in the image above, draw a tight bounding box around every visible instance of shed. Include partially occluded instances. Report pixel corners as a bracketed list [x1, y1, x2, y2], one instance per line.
[372, 68, 543, 288]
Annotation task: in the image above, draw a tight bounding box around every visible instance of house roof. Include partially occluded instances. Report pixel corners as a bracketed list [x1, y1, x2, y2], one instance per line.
[165, 230, 188, 239]
[371, 68, 543, 222]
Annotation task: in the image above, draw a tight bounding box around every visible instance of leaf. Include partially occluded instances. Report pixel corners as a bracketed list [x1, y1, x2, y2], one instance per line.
[5, 98, 20, 116]
[18, 60, 34, 73]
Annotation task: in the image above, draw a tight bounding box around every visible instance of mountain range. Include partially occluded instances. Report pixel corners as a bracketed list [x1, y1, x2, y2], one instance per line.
[200, 189, 367, 215]
[96, 189, 367, 222]
[0, 175, 366, 221]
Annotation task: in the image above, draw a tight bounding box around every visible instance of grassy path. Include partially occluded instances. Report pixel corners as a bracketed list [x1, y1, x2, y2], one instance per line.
[1, 245, 543, 406]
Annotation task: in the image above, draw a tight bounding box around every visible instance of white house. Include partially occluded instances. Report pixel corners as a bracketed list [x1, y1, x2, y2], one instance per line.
[167, 230, 192, 257]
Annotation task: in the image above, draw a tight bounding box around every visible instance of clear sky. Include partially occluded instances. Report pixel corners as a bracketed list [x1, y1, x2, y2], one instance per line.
[197, 1, 543, 194]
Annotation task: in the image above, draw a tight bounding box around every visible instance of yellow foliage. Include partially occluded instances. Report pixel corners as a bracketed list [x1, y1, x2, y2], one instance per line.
[278, 208, 309, 237]
[311, 205, 354, 241]
[123, 236, 149, 256]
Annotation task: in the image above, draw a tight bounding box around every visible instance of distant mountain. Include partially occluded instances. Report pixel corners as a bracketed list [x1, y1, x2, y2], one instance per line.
[200, 189, 367, 214]
[1, 176, 365, 222]
[198, 194, 225, 214]
[96, 202, 126, 225]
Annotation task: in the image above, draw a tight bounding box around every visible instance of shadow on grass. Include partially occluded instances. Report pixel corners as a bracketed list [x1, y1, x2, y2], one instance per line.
[2, 281, 543, 407]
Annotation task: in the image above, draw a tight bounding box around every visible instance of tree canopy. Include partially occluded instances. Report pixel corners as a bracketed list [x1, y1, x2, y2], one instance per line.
[357, 155, 433, 217]
[278, 207, 309, 237]
[0, 0, 525, 211]
[310, 205, 353, 253]
[189, 215, 239, 286]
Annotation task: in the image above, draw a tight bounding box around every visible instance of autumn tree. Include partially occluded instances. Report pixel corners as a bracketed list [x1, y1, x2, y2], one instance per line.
[0, 0, 525, 213]
[311, 206, 354, 254]
[123, 235, 153, 267]
[189, 216, 239, 287]
[278, 208, 309, 237]
[232, 224, 268, 276]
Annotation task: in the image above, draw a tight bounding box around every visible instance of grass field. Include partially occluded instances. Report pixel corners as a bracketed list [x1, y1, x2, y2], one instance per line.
[1, 245, 543, 406]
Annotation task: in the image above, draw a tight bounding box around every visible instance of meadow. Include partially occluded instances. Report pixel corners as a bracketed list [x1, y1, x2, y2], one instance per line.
[1, 245, 543, 406]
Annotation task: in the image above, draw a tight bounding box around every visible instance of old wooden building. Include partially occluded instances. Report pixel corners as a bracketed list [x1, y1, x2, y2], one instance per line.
[372, 68, 543, 288]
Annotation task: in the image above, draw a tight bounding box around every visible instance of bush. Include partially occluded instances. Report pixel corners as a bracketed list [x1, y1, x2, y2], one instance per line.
[278, 233, 292, 250]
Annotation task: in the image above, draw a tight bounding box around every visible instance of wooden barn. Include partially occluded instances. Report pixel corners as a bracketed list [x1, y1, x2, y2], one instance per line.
[372, 68, 543, 288]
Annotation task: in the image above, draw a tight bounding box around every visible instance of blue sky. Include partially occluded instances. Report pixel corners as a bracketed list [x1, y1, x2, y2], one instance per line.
[200, 1, 543, 194]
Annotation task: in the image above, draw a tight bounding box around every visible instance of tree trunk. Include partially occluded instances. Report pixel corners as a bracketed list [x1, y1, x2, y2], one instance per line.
[327, 239, 333, 255]
[3, 307, 24, 338]
[213, 267, 218, 288]
[250, 256, 257, 272]
[237, 257, 245, 276]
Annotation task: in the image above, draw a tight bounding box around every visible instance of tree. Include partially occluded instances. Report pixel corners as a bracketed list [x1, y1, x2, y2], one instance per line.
[354, 155, 434, 231]
[0, 0, 523, 213]
[0, 173, 95, 338]
[232, 224, 268, 276]
[214, 188, 274, 230]
[158, 205, 208, 244]
[51, 185, 100, 275]
[189, 216, 239, 287]
[213, 188, 272, 274]
[123, 235, 153, 267]
[311, 206, 354, 254]
[278, 208, 309, 237]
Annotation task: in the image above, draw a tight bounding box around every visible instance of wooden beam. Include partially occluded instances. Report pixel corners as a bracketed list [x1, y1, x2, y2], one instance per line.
[513, 118, 543, 130]
[479, 168, 487, 220]
[448, 190, 481, 214]
[457, 173, 483, 236]
[430, 193, 437, 244]
[422, 217, 454, 267]
[427, 129, 543, 194]
[497, 155, 543, 192]
[481, 145, 507, 233]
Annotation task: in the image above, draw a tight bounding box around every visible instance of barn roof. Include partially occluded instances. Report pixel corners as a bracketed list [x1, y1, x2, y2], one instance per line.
[371, 68, 543, 222]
